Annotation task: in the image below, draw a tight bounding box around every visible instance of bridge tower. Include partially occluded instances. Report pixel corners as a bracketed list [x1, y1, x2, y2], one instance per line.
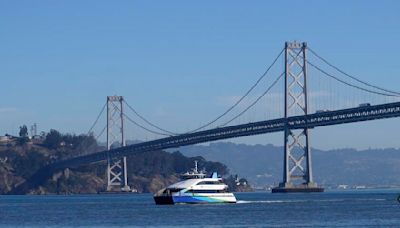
[272, 42, 323, 193]
[106, 96, 131, 192]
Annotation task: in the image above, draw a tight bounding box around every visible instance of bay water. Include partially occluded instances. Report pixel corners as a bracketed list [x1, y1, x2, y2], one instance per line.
[1, 190, 400, 227]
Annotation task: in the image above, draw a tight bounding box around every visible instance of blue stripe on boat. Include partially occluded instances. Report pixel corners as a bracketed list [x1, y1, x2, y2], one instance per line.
[173, 196, 224, 203]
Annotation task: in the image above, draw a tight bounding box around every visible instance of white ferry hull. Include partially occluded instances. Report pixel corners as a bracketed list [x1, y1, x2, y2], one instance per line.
[154, 193, 236, 204]
[173, 193, 236, 204]
[154, 163, 237, 205]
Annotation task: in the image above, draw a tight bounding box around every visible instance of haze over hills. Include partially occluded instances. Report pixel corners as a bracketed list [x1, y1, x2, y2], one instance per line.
[177, 142, 400, 189]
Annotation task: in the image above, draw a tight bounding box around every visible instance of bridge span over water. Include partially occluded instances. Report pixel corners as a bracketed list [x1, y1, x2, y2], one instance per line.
[49, 42, 400, 193]
[56, 101, 400, 169]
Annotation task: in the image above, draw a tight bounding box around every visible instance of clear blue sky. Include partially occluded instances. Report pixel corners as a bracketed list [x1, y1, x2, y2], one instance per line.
[1, 0, 400, 149]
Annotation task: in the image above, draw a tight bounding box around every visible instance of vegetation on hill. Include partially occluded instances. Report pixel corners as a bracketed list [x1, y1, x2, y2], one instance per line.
[0, 128, 252, 194]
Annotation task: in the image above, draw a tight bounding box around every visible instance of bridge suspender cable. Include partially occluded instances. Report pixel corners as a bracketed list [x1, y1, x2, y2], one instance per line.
[110, 102, 172, 136]
[124, 68, 280, 135]
[95, 125, 107, 140]
[122, 112, 172, 136]
[308, 47, 400, 96]
[185, 48, 285, 133]
[87, 102, 107, 135]
[93, 104, 121, 140]
[123, 100, 178, 135]
[121, 48, 285, 135]
[219, 72, 285, 127]
[306, 59, 398, 97]
[90, 46, 398, 140]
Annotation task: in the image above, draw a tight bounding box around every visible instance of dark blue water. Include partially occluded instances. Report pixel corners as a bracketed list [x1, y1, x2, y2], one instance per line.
[1, 190, 400, 227]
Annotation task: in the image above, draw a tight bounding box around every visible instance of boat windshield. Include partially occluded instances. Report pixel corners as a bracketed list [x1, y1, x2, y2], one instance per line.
[186, 189, 228, 193]
[163, 188, 183, 195]
[196, 181, 223, 185]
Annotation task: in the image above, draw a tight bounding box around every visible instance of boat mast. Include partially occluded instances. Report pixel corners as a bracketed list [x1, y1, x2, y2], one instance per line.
[194, 160, 198, 173]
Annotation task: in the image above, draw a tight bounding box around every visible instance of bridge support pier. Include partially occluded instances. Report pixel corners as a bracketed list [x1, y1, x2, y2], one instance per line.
[272, 41, 323, 193]
[105, 96, 132, 192]
[107, 156, 131, 192]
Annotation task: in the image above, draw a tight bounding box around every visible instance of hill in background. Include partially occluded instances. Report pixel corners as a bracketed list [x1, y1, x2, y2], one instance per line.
[0, 130, 250, 194]
[3, 127, 399, 194]
[178, 142, 400, 189]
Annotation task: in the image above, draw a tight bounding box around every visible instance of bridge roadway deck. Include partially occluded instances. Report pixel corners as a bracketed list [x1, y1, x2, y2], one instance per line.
[54, 101, 400, 169]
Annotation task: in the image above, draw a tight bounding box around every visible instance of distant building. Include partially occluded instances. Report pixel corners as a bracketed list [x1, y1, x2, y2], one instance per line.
[30, 135, 45, 144]
[234, 175, 248, 186]
[337, 184, 348, 189]
[0, 135, 11, 143]
[0, 135, 17, 145]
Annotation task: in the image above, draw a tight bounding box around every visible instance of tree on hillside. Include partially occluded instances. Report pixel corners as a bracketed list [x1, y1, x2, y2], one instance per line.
[17, 125, 29, 145]
[75, 134, 98, 154]
[44, 129, 63, 149]
[61, 133, 98, 155]
[19, 125, 28, 137]
[43, 129, 98, 156]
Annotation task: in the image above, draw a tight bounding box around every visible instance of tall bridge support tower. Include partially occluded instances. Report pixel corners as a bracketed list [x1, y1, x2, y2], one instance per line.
[272, 42, 323, 193]
[106, 96, 131, 192]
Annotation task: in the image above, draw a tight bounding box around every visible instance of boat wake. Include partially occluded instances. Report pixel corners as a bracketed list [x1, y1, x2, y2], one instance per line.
[236, 198, 387, 204]
[236, 200, 299, 204]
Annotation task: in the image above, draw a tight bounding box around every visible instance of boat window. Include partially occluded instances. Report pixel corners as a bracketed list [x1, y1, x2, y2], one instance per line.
[169, 188, 183, 193]
[196, 181, 222, 185]
[187, 190, 227, 193]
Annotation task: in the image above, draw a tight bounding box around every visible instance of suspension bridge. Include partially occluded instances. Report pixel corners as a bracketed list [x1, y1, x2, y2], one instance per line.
[50, 41, 400, 193]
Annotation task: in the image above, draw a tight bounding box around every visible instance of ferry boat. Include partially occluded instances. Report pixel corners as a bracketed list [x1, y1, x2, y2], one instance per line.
[153, 161, 237, 205]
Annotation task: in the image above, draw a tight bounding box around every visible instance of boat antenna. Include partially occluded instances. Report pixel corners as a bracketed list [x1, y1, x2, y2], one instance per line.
[194, 160, 198, 173]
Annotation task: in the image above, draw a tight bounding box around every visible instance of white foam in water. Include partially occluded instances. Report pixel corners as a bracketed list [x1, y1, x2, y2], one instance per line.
[236, 200, 301, 204]
[236, 198, 386, 204]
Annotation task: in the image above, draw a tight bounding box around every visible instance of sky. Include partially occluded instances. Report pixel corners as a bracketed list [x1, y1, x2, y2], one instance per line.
[1, 0, 400, 150]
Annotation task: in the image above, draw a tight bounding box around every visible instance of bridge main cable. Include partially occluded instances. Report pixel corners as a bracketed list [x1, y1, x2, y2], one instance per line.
[121, 48, 285, 136]
[185, 48, 285, 133]
[123, 100, 177, 136]
[308, 47, 400, 96]
[110, 102, 172, 136]
[220, 72, 284, 127]
[306, 59, 399, 97]
[86, 102, 107, 135]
